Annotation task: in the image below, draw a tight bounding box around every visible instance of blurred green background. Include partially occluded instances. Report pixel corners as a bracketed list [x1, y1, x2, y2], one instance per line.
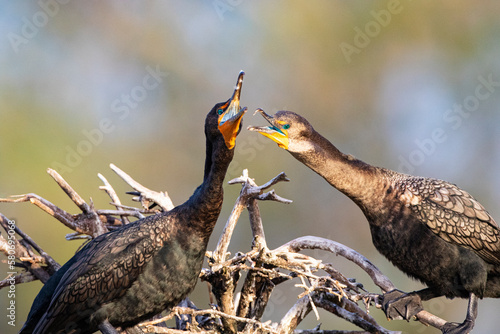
[1, 1, 499, 333]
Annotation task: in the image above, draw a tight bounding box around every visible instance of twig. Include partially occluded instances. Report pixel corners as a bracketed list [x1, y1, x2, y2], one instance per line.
[46, 169, 108, 238]
[298, 276, 320, 321]
[98, 173, 130, 225]
[214, 169, 291, 263]
[109, 163, 174, 211]
[312, 293, 398, 334]
[275, 236, 395, 292]
[46, 168, 107, 237]
[142, 328, 217, 334]
[278, 291, 399, 334]
[213, 193, 247, 264]
[0, 214, 55, 283]
[47, 168, 90, 214]
[0, 194, 80, 233]
[0, 272, 37, 288]
[0, 213, 60, 271]
[274, 236, 447, 331]
[139, 306, 279, 334]
[96, 209, 146, 220]
[278, 294, 312, 334]
[293, 331, 370, 334]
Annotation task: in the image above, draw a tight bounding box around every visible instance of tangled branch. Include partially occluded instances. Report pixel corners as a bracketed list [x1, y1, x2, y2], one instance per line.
[0, 166, 448, 333]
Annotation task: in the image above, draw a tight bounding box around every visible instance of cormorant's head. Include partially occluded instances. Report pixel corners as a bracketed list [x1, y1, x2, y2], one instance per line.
[215, 71, 247, 149]
[248, 109, 314, 153]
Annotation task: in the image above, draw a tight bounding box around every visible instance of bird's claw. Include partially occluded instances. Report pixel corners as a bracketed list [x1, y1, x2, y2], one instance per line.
[382, 289, 424, 321]
[441, 320, 475, 334]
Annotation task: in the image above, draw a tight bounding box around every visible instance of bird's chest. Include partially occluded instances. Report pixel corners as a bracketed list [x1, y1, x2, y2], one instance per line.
[141, 241, 206, 300]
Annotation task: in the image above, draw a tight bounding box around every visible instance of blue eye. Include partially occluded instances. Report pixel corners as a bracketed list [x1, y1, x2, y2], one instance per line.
[217, 109, 224, 115]
[283, 124, 290, 130]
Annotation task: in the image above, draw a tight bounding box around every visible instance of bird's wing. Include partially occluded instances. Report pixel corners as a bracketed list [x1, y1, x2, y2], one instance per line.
[35, 217, 166, 332]
[404, 178, 500, 264]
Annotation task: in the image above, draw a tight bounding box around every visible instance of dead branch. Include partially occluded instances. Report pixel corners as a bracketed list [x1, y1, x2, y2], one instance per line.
[139, 306, 278, 334]
[98, 173, 131, 225]
[109, 163, 174, 211]
[0, 271, 37, 288]
[274, 236, 447, 330]
[275, 237, 395, 293]
[0, 193, 80, 234]
[214, 169, 291, 263]
[206, 169, 291, 333]
[0, 167, 451, 333]
[0, 213, 56, 283]
[293, 331, 371, 334]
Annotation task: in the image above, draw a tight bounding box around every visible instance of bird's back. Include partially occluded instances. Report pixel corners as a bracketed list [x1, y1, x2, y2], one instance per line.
[366, 171, 500, 298]
[21, 207, 208, 333]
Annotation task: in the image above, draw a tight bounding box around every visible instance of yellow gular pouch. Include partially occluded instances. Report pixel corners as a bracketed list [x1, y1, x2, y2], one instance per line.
[259, 122, 289, 150]
[217, 71, 246, 149]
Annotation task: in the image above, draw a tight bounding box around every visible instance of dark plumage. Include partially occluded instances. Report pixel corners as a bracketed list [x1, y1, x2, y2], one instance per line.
[20, 72, 247, 334]
[249, 109, 500, 333]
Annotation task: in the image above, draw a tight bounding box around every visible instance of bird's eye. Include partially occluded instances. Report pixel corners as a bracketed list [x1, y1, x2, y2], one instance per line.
[217, 109, 224, 115]
[283, 124, 290, 130]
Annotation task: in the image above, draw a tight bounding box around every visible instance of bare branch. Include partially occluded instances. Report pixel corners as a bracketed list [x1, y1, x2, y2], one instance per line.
[257, 172, 290, 191]
[247, 198, 267, 249]
[0, 215, 57, 284]
[97, 209, 146, 220]
[47, 168, 90, 213]
[1, 213, 61, 272]
[293, 331, 370, 334]
[214, 169, 292, 263]
[0, 272, 37, 288]
[312, 293, 399, 334]
[278, 291, 400, 334]
[278, 294, 311, 334]
[0, 166, 451, 333]
[275, 236, 395, 292]
[212, 194, 247, 264]
[139, 307, 278, 334]
[257, 190, 293, 204]
[98, 173, 130, 225]
[273, 236, 447, 330]
[0, 193, 78, 233]
[109, 163, 174, 211]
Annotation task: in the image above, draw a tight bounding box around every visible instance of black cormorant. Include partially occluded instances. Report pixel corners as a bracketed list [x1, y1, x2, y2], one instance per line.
[20, 71, 247, 334]
[249, 109, 500, 333]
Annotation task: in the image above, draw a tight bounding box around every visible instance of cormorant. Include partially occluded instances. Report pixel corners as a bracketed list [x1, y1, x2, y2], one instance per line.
[249, 109, 500, 333]
[20, 71, 247, 334]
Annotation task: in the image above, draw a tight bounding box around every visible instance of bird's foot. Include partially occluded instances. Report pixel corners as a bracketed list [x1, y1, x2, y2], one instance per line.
[441, 319, 475, 334]
[382, 289, 424, 321]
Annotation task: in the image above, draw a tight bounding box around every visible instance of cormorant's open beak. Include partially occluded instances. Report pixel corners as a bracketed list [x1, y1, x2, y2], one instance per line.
[218, 71, 247, 149]
[247, 108, 289, 150]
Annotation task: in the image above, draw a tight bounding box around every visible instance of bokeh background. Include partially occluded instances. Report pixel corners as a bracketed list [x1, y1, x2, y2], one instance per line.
[1, 1, 500, 333]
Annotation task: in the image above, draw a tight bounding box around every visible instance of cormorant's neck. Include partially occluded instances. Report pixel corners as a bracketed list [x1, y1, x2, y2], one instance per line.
[290, 130, 386, 210]
[203, 136, 233, 186]
[186, 136, 233, 239]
